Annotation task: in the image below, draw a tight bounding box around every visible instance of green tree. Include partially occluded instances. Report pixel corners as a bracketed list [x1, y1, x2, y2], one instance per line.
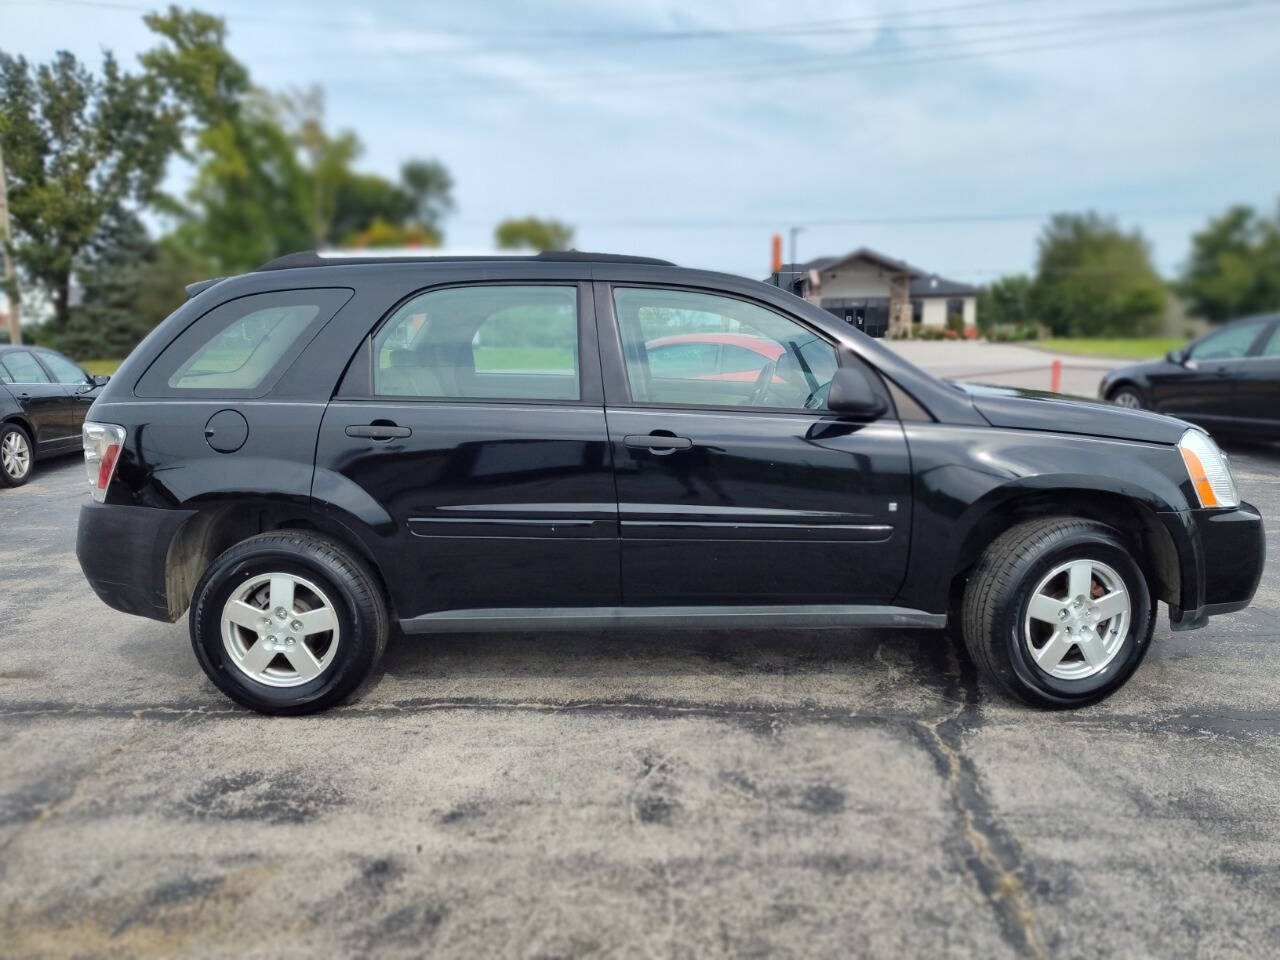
[142, 9, 309, 272]
[344, 217, 440, 249]
[1030, 213, 1167, 337]
[45, 207, 156, 358]
[495, 216, 574, 252]
[142, 11, 454, 267]
[399, 159, 454, 234]
[1179, 203, 1280, 324]
[332, 162, 453, 246]
[0, 48, 179, 326]
[977, 274, 1034, 333]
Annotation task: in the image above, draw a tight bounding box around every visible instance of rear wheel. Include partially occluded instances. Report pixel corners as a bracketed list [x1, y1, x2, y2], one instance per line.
[1109, 385, 1144, 409]
[0, 423, 33, 487]
[190, 531, 388, 715]
[960, 517, 1154, 708]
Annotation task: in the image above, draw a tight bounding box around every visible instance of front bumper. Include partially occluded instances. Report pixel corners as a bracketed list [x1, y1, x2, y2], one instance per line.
[1162, 501, 1265, 631]
[77, 500, 197, 622]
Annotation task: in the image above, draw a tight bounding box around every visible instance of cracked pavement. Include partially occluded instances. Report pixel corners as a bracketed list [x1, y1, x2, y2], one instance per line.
[2, 445, 1279, 958]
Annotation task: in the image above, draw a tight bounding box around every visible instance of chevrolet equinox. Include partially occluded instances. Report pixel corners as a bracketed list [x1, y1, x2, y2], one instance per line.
[75, 252, 1265, 714]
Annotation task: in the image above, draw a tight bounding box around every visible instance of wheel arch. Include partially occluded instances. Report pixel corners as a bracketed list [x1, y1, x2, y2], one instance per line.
[1105, 378, 1144, 401]
[162, 497, 394, 622]
[946, 484, 1182, 614]
[1, 413, 35, 442]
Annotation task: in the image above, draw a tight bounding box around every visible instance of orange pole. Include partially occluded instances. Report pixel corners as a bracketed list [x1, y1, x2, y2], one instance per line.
[771, 233, 782, 274]
[1051, 359, 1062, 393]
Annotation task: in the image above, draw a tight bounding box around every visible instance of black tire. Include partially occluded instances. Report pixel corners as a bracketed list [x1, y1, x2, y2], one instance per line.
[0, 422, 34, 488]
[960, 517, 1155, 708]
[1108, 385, 1145, 409]
[190, 531, 389, 715]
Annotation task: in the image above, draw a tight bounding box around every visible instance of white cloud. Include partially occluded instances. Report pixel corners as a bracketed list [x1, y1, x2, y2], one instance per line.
[6, 0, 1279, 278]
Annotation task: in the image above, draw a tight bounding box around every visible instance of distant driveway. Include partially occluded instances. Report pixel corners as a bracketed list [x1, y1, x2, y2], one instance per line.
[885, 341, 1118, 398]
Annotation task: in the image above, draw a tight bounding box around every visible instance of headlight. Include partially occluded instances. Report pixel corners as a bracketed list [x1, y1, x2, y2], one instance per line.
[1178, 429, 1238, 508]
[82, 421, 126, 503]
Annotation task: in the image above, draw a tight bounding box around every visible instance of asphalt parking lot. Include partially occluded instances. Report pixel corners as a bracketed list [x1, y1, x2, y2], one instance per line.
[2, 446, 1279, 959]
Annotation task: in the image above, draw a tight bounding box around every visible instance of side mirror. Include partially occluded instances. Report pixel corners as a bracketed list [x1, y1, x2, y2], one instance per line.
[92, 374, 110, 386]
[827, 367, 887, 419]
[1167, 348, 1187, 365]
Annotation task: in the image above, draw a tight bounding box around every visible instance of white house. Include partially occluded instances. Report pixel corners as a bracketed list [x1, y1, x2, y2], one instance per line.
[767, 248, 978, 337]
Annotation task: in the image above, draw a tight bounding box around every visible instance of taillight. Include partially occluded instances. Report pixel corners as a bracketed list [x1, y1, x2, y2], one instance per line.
[83, 421, 126, 503]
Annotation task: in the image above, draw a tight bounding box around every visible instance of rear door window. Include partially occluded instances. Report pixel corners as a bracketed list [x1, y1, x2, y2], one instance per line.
[371, 285, 580, 401]
[136, 289, 353, 398]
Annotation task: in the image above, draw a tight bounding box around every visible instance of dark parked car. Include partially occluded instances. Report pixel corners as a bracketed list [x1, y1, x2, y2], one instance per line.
[0, 345, 106, 487]
[1100, 312, 1280, 439]
[76, 252, 1265, 714]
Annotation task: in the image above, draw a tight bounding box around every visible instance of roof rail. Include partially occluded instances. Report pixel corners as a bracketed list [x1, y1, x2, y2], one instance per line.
[253, 250, 675, 272]
[185, 277, 226, 298]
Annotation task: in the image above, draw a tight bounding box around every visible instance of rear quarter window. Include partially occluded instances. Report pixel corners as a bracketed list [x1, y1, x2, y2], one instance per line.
[135, 289, 353, 398]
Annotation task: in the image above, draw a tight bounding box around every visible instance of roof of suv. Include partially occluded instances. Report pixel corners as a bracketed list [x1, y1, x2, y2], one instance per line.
[254, 250, 675, 272]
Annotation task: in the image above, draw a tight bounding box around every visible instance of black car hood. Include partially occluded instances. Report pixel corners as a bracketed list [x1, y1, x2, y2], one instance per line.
[956, 382, 1190, 445]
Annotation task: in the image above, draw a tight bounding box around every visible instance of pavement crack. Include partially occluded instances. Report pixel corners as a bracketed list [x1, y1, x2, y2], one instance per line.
[916, 717, 1048, 960]
[911, 637, 1048, 960]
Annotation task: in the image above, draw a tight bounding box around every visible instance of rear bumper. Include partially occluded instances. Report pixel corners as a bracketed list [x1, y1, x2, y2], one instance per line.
[1164, 501, 1265, 631]
[76, 500, 196, 622]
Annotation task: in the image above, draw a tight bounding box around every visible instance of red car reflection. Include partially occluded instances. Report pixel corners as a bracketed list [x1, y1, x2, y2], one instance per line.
[645, 333, 784, 382]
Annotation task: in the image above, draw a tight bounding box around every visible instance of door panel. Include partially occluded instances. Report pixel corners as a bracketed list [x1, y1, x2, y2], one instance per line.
[607, 408, 912, 604]
[1234, 321, 1280, 438]
[1154, 318, 1270, 426]
[34, 348, 96, 437]
[0, 351, 72, 447]
[316, 401, 618, 617]
[313, 281, 618, 620]
[596, 282, 912, 607]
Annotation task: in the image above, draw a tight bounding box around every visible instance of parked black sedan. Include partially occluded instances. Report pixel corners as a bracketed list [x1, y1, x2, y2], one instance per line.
[0, 345, 107, 487]
[1100, 312, 1280, 439]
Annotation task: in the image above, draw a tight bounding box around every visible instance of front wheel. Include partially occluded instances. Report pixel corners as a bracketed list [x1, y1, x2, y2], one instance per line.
[190, 532, 388, 715]
[960, 517, 1154, 708]
[1109, 386, 1144, 409]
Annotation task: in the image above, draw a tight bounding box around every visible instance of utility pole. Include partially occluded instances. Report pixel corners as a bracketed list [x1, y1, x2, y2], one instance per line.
[0, 142, 19, 345]
[788, 225, 803, 270]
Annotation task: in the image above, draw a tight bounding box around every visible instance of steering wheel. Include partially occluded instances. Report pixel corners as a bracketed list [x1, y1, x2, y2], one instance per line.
[746, 360, 778, 406]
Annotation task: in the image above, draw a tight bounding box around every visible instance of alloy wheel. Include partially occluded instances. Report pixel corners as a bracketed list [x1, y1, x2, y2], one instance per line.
[1023, 558, 1130, 680]
[221, 573, 341, 687]
[1, 430, 31, 481]
[1112, 391, 1142, 408]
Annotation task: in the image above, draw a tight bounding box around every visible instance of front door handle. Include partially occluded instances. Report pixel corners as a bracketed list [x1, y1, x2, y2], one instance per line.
[346, 423, 411, 440]
[624, 434, 693, 454]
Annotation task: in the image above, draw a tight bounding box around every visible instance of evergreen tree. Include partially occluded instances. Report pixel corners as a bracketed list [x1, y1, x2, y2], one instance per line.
[47, 208, 157, 359]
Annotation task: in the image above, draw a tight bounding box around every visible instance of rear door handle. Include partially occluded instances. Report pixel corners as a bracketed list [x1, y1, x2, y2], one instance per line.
[346, 424, 411, 440]
[624, 434, 692, 453]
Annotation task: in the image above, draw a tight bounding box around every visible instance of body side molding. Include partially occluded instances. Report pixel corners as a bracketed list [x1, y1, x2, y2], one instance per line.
[399, 604, 946, 634]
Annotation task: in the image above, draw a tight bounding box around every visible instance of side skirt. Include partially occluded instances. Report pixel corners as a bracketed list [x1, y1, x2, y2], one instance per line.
[399, 604, 947, 634]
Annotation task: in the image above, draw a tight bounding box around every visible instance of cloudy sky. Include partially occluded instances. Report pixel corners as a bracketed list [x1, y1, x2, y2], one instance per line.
[7, 0, 1280, 281]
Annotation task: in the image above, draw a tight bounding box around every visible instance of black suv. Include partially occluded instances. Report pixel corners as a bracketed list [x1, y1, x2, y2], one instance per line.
[76, 252, 1265, 714]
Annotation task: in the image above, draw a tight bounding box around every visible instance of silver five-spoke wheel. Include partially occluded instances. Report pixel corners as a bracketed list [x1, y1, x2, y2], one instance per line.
[1111, 390, 1142, 408]
[2, 430, 31, 481]
[1024, 558, 1130, 680]
[221, 573, 340, 687]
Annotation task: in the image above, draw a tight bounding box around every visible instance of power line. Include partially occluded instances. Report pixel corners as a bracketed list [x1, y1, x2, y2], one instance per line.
[0, 0, 1053, 38]
[461, 0, 1272, 89]
[339, 3, 1276, 97]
